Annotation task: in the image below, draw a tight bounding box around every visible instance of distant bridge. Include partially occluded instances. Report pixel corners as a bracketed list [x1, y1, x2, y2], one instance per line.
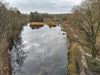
[29, 22, 57, 29]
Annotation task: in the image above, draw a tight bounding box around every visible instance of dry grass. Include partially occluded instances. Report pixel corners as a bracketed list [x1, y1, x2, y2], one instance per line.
[0, 39, 11, 75]
[30, 21, 57, 29]
[68, 42, 79, 75]
[30, 22, 44, 25]
[44, 18, 56, 26]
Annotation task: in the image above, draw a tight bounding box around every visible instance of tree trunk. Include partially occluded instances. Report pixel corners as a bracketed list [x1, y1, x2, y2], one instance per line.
[0, 39, 12, 75]
[92, 46, 97, 59]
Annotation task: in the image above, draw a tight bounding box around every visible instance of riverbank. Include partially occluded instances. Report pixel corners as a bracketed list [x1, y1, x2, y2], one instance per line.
[0, 2, 29, 75]
[62, 21, 100, 75]
[61, 21, 79, 75]
[61, 21, 86, 75]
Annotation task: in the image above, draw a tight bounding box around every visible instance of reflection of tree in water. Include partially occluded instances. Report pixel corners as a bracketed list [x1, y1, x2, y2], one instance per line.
[11, 37, 28, 74]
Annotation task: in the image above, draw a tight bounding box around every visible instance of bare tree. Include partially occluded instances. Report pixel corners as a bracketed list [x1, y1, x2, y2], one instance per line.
[0, 1, 28, 75]
[70, 0, 100, 59]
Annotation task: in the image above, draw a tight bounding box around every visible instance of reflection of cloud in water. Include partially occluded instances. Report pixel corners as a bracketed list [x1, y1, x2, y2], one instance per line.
[16, 25, 67, 75]
[32, 43, 40, 47]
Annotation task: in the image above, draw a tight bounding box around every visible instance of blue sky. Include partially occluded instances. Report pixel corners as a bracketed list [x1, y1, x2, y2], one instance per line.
[5, 0, 82, 14]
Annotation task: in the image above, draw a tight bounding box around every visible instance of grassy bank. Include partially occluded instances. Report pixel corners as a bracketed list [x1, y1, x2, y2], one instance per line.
[67, 42, 79, 75]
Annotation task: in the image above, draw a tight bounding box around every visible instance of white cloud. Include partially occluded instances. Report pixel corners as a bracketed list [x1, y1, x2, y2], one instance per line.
[5, 0, 82, 14]
[71, 0, 82, 4]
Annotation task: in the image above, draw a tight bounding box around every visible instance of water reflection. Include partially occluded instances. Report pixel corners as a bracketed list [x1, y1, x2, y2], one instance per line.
[14, 24, 67, 75]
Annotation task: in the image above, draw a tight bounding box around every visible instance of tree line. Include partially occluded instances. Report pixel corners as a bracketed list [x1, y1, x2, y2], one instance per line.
[29, 11, 55, 22]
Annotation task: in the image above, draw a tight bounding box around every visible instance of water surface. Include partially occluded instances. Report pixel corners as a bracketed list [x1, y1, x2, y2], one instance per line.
[13, 24, 67, 75]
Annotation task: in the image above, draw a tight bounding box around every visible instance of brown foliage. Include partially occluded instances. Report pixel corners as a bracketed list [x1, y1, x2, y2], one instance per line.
[0, 1, 29, 75]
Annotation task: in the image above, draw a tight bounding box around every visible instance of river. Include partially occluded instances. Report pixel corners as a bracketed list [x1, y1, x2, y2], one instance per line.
[12, 24, 67, 75]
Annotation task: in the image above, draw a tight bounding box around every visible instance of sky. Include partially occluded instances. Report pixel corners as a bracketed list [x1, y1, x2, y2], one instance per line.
[5, 0, 82, 14]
